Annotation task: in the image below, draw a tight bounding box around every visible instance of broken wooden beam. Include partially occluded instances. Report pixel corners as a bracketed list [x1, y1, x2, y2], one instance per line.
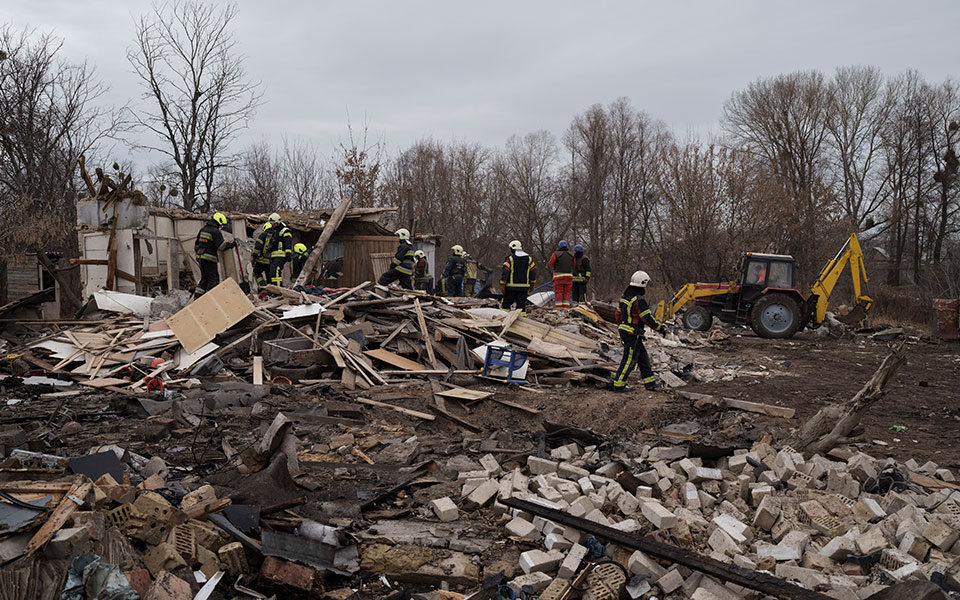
[677, 391, 795, 419]
[354, 397, 436, 421]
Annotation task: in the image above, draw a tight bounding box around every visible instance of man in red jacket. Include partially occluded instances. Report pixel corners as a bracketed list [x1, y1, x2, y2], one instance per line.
[548, 240, 575, 309]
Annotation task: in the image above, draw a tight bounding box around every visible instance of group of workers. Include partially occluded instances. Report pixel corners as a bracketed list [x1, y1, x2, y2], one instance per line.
[191, 211, 311, 300]
[196, 216, 662, 392]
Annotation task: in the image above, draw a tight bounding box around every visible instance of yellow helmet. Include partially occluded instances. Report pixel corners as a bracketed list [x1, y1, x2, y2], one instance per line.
[213, 212, 228, 226]
[414, 250, 426, 259]
[262, 222, 272, 231]
[451, 244, 464, 256]
[395, 228, 410, 241]
[294, 243, 307, 254]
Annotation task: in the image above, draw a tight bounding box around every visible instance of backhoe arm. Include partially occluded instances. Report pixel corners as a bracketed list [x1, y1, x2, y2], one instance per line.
[655, 282, 735, 322]
[808, 233, 873, 325]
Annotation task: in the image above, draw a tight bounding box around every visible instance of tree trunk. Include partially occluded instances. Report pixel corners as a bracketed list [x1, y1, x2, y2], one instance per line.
[792, 342, 907, 456]
[293, 196, 352, 288]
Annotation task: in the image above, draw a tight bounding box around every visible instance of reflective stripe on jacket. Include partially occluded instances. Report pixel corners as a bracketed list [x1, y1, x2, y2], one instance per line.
[195, 221, 225, 263]
[501, 252, 536, 288]
[548, 250, 575, 278]
[615, 289, 662, 336]
[391, 242, 415, 275]
[573, 255, 591, 282]
[269, 227, 293, 259]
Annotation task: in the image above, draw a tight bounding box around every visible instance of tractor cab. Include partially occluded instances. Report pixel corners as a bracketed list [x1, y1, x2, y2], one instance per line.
[736, 253, 797, 291]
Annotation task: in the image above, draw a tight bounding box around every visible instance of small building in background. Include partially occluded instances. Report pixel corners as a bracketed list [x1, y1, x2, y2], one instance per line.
[0, 253, 60, 319]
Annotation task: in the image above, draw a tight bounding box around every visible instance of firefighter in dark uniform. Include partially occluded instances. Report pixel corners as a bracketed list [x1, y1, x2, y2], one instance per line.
[252, 222, 275, 287]
[192, 212, 236, 300]
[268, 219, 293, 287]
[572, 244, 591, 306]
[442, 244, 466, 296]
[291, 243, 309, 281]
[378, 228, 415, 288]
[500, 240, 536, 314]
[612, 270, 664, 391]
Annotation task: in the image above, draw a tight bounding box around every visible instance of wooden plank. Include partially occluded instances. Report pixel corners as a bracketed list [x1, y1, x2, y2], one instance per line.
[168, 278, 255, 353]
[24, 479, 93, 557]
[677, 391, 795, 419]
[436, 386, 493, 402]
[78, 377, 129, 388]
[379, 369, 480, 376]
[363, 348, 427, 371]
[413, 298, 439, 369]
[253, 356, 264, 385]
[489, 396, 541, 415]
[430, 396, 481, 432]
[909, 471, 960, 492]
[294, 195, 353, 287]
[381, 319, 412, 347]
[355, 396, 436, 421]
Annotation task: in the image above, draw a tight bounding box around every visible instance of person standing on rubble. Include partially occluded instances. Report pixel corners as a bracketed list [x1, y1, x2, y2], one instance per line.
[192, 212, 236, 300]
[251, 222, 275, 288]
[463, 253, 480, 297]
[442, 245, 467, 296]
[612, 270, 664, 392]
[572, 244, 591, 306]
[290, 243, 309, 281]
[500, 240, 536, 314]
[413, 250, 432, 292]
[267, 217, 293, 288]
[378, 228, 415, 288]
[548, 240, 575, 309]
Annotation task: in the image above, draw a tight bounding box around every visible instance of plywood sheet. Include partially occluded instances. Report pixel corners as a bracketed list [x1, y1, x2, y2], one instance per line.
[363, 349, 427, 371]
[168, 278, 254, 353]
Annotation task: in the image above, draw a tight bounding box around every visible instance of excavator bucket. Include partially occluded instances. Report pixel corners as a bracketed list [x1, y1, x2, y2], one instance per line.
[838, 303, 868, 326]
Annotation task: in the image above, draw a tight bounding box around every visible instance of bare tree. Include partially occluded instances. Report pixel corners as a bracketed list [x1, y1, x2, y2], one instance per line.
[218, 141, 285, 213]
[0, 25, 113, 307]
[335, 121, 383, 207]
[127, 1, 261, 212]
[283, 137, 334, 210]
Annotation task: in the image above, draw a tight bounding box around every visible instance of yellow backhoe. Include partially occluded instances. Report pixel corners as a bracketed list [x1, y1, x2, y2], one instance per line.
[654, 233, 872, 339]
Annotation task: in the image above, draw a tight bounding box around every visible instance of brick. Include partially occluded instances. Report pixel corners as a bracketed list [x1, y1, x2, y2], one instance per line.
[617, 490, 640, 515]
[104, 503, 133, 529]
[812, 515, 845, 538]
[144, 571, 192, 600]
[604, 481, 624, 502]
[458, 470, 490, 481]
[218, 541, 247, 575]
[922, 517, 959, 550]
[539, 578, 571, 600]
[261, 556, 315, 591]
[527, 456, 559, 475]
[143, 543, 187, 577]
[507, 572, 552, 595]
[936, 468, 956, 482]
[431, 496, 459, 522]
[628, 550, 666, 579]
[505, 516, 539, 541]
[847, 454, 878, 482]
[196, 545, 219, 579]
[882, 491, 911, 514]
[133, 491, 174, 521]
[611, 518, 640, 533]
[566, 496, 594, 518]
[479, 453, 501, 476]
[657, 569, 684, 594]
[820, 532, 859, 561]
[690, 466, 722, 483]
[550, 442, 579, 461]
[553, 480, 581, 503]
[538, 486, 563, 503]
[641, 501, 677, 529]
[756, 542, 799, 562]
[712, 514, 752, 544]
[798, 500, 829, 524]
[856, 526, 890, 555]
[584, 508, 610, 526]
[753, 495, 779, 531]
[800, 551, 834, 571]
[727, 454, 749, 474]
[519, 549, 563, 574]
[70, 511, 105, 541]
[638, 470, 659, 485]
[853, 498, 886, 522]
[124, 569, 152, 598]
[708, 528, 740, 556]
[750, 484, 774, 506]
[462, 479, 499, 510]
[43, 526, 89, 559]
[625, 578, 652, 599]
[169, 524, 197, 563]
[544, 531, 573, 551]
[557, 543, 588, 579]
[684, 482, 701, 510]
[576, 476, 595, 494]
[510, 469, 530, 492]
[898, 531, 931, 561]
[774, 564, 829, 589]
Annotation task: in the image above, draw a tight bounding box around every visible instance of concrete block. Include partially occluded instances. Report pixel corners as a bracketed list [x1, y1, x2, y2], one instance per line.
[649, 446, 686, 461]
[463, 479, 499, 510]
[898, 531, 931, 561]
[567, 495, 594, 518]
[505, 516, 539, 541]
[143, 542, 187, 577]
[712, 514, 752, 544]
[144, 571, 192, 600]
[527, 456, 559, 475]
[479, 454, 502, 476]
[690, 466, 722, 483]
[550, 443, 577, 461]
[936, 468, 956, 482]
[584, 508, 611, 526]
[750, 484, 774, 507]
[431, 497, 459, 522]
[641, 501, 677, 529]
[519, 549, 562, 574]
[636, 485, 653, 498]
[43, 526, 90, 560]
[856, 525, 890, 555]
[820, 532, 859, 561]
[611, 518, 641, 533]
[617, 490, 640, 515]
[708, 528, 740, 556]
[625, 578, 652, 599]
[544, 531, 572, 551]
[628, 550, 666, 579]
[507, 572, 552, 595]
[577, 476, 595, 494]
[70, 511, 105, 541]
[553, 480, 581, 503]
[657, 569, 684, 594]
[558, 543, 587, 579]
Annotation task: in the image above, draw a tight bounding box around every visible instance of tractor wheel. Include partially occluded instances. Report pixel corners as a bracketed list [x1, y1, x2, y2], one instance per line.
[750, 293, 801, 339]
[682, 306, 713, 332]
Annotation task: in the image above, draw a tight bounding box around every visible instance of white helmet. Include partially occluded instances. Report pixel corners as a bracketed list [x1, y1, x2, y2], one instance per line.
[509, 240, 522, 251]
[630, 270, 650, 287]
[451, 244, 464, 256]
[414, 250, 426, 259]
[269, 212, 281, 223]
[395, 228, 410, 241]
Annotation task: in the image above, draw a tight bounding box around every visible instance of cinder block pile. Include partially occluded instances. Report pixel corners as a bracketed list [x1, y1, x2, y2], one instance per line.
[442, 442, 960, 599]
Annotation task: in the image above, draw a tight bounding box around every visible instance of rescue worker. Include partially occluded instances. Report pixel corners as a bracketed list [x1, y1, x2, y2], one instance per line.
[572, 244, 591, 306]
[500, 240, 536, 314]
[442, 244, 466, 296]
[413, 250, 432, 292]
[251, 222, 274, 287]
[547, 240, 575, 309]
[378, 228, 415, 288]
[612, 270, 664, 392]
[267, 218, 293, 287]
[291, 243, 309, 280]
[192, 212, 236, 300]
[463, 253, 479, 297]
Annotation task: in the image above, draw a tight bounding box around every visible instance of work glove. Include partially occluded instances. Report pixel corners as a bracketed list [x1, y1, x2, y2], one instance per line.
[224, 240, 237, 250]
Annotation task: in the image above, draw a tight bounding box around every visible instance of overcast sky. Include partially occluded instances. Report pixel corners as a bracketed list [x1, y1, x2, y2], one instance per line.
[7, 0, 960, 164]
